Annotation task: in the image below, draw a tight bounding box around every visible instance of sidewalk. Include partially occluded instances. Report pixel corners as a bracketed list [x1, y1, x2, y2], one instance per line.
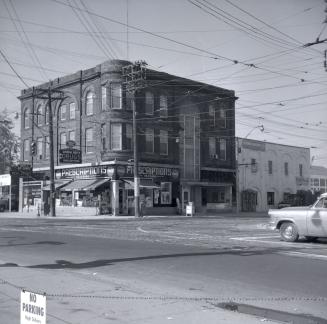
[0, 210, 269, 220]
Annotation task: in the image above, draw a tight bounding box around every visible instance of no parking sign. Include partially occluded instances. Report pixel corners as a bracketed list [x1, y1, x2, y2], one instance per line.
[21, 290, 46, 324]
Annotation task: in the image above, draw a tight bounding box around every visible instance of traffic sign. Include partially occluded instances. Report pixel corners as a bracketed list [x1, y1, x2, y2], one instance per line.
[21, 290, 46, 324]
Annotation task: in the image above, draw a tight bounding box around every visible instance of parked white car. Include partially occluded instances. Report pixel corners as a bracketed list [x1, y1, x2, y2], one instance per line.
[269, 193, 327, 242]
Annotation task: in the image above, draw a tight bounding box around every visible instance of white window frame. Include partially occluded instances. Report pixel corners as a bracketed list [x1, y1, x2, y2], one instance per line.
[86, 92, 94, 116]
[145, 128, 154, 153]
[160, 130, 168, 155]
[111, 123, 122, 151]
[145, 91, 154, 115]
[69, 102, 76, 120]
[85, 128, 93, 153]
[110, 83, 122, 109]
[23, 139, 30, 161]
[60, 104, 67, 121]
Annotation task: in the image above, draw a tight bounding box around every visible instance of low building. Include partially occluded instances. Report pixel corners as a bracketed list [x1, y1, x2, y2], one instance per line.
[237, 138, 310, 212]
[18, 59, 236, 216]
[310, 165, 327, 194]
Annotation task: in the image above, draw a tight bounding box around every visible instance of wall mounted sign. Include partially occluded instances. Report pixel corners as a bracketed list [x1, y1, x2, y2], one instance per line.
[59, 149, 82, 164]
[56, 165, 114, 179]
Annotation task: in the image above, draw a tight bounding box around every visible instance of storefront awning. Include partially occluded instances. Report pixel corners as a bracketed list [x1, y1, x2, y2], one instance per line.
[123, 179, 160, 189]
[181, 181, 233, 187]
[60, 178, 110, 191]
[42, 180, 72, 191]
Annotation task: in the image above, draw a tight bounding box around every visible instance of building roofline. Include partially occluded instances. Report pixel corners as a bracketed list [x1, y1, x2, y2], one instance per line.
[237, 137, 310, 150]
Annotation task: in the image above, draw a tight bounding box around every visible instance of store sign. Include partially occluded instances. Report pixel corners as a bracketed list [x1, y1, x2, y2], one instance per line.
[242, 139, 266, 152]
[21, 290, 46, 324]
[125, 165, 179, 179]
[0, 174, 11, 186]
[59, 149, 82, 164]
[56, 165, 115, 179]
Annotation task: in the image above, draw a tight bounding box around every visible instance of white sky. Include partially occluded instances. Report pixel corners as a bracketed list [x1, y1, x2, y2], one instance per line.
[0, 0, 326, 165]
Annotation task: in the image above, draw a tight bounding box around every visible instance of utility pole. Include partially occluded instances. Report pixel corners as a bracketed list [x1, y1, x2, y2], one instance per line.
[122, 61, 147, 218]
[33, 85, 65, 217]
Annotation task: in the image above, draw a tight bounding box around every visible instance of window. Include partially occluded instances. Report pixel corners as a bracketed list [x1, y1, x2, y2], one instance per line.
[60, 132, 67, 148]
[161, 182, 172, 205]
[145, 128, 154, 153]
[100, 124, 106, 151]
[251, 158, 257, 173]
[111, 124, 122, 150]
[110, 83, 122, 109]
[209, 104, 216, 125]
[36, 137, 43, 159]
[160, 130, 168, 155]
[85, 128, 93, 153]
[159, 95, 168, 117]
[36, 106, 42, 126]
[145, 91, 154, 115]
[69, 103, 76, 120]
[60, 104, 67, 121]
[45, 106, 49, 125]
[45, 136, 50, 159]
[68, 130, 75, 141]
[126, 91, 133, 111]
[284, 162, 288, 176]
[218, 107, 226, 128]
[23, 139, 30, 161]
[209, 137, 216, 157]
[299, 164, 303, 177]
[314, 178, 319, 186]
[321, 179, 326, 187]
[86, 92, 94, 115]
[102, 86, 107, 110]
[268, 160, 273, 174]
[219, 138, 226, 160]
[267, 192, 275, 205]
[24, 108, 30, 129]
[126, 124, 133, 150]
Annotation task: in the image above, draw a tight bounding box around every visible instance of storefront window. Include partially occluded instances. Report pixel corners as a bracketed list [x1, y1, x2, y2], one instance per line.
[161, 182, 171, 204]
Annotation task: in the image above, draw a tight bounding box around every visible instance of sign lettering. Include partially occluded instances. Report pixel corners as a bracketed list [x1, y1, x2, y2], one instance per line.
[21, 290, 46, 324]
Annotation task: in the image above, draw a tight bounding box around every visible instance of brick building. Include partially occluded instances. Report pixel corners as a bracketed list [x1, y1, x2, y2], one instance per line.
[19, 60, 236, 215]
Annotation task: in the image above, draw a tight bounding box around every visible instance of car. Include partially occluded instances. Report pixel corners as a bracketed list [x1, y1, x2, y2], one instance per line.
[269, 193, 327, 242]
[277, 201, 292, 209]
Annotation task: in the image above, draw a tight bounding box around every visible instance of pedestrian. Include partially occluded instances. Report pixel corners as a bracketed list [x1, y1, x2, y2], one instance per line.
[139, 195, 146, 217]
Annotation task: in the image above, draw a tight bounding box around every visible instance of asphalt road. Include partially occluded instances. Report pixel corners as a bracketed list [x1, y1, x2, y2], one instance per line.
[0, 216, 327, 323]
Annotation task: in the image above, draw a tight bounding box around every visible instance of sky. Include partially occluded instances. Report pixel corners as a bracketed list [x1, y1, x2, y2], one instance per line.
[0, 0, 326, 165]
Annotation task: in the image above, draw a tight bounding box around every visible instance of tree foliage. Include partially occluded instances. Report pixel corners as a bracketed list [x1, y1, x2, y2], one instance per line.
[0, 109, 19, 174]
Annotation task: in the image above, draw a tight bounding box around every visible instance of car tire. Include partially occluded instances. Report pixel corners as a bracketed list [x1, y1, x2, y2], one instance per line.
[280, 222, 299, 242]
[305, 236, 318, 242]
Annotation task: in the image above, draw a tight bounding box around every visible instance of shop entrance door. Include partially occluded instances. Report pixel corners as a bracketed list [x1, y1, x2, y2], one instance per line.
[182, 188, 190, 212]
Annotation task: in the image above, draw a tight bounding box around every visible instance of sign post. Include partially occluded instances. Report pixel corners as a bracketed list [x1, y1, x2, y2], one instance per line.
[21, 290, 46, 324]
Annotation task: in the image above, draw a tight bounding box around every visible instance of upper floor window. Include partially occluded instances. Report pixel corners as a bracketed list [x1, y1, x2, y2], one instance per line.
[45, 136, 50, 159]
[36, 105, 42, 126]
[299, 164, 303, 177]
[60, 132, 67, 148]
[251, 158, 257, 172]
[36, 137, 43, 159]
[101, 86, 107, 110]
[268, 160, 273, 174]
[45, 105, 49, 125]
[160, 130, 168, 155]
[110, 83, 122, 109]
[69, 102, 76, 120]
[126, 124, 133, 150]
[111, 123, 122, 150]
[60, 104, 67, 121]
[218, 107, 226, 128]
[85, 128, 93, 153]
[100, 124, 106, 150]
[23, 139, 30, 161]
[68, 130, 75, 141]
[24, 108, 30, 129]
[86, 91, 94, 116]
[219, 138, 226, 160]
[159, 95, 168, 117]
[209, 137, 216, 157]
[284, 162, 289, 176]
[145, 91, 154, 115]
[145, 128, 154, 153]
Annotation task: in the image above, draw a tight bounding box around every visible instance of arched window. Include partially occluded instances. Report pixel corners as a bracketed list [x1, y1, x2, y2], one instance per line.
[36, 105, 42, 126]
[86, 91, 94, 116]
[24, 108, 30, 129]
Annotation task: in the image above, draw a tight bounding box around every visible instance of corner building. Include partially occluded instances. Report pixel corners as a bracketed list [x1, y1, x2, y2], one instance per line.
[19, 60, 236, 215]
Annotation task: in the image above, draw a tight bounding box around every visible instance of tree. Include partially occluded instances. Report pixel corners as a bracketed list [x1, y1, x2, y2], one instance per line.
[0, 109, 19, 174]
